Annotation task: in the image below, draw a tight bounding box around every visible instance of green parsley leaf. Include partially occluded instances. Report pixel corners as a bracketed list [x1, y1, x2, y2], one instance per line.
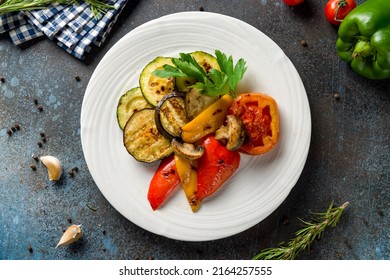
[153, 64, 187, 78]
[192, 69, 230, 97]
[152, 50, 247, 97]
[172, 55, 206, 82]
[215, 50, 247, 93]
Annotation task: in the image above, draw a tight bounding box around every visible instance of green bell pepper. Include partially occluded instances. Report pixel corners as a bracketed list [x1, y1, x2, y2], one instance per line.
[336, 0, 390, 79]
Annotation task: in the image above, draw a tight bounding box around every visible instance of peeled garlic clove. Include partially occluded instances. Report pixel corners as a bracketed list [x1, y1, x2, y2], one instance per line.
[56, 224, 82, 248]
[40, 155, 63, 180]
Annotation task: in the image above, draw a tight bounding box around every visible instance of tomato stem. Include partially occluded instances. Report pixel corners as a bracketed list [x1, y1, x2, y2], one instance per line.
[333, 0, 348, 22]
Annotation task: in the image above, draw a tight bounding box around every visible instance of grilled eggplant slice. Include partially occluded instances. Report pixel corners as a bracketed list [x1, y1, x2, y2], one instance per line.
[116, 87, 152, 130]
[139, 57, 175, 106]
[123, 108, 172, 163]
[155, 91, 187, 140]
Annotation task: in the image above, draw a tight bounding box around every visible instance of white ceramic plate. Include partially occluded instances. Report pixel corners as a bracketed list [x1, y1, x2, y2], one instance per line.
[81, 12, 311, 241]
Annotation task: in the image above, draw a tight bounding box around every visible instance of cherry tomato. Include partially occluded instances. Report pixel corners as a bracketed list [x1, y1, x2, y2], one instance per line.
[325, 0, 356, 26]
[282, 0, 304, 6]
[228, 93, 279, 155]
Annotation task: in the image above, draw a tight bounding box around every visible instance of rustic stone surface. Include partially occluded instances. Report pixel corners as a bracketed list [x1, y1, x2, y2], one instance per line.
[0, 0, 388, 260]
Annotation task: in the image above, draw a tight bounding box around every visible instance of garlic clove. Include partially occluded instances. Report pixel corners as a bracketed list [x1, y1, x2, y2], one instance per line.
[56, 224, 83, 248]
[40, 155, 63, 181]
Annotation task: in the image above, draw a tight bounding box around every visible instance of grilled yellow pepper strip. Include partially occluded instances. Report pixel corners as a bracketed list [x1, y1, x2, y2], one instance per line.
[181, 94, 234, 143]
[174, 155, 201, 212]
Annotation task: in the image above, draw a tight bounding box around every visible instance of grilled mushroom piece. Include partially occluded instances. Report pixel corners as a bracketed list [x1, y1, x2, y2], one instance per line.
[171, 138, 204, 160]
[215, 115, 246, 151]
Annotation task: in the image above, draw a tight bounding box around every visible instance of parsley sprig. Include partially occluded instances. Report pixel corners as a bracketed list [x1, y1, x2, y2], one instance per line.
[153, 50, 247, 97]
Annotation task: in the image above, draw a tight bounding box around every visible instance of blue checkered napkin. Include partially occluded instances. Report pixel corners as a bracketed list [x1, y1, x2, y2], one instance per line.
[26, 3, 87, 39]
[9, 24, 44, 45]
[1, 12, 44, 45]
[1, 0, 127, 59]
[0, 12, 28, 33]
[54, 0, 128, 59]
[28, 3, 66, 24]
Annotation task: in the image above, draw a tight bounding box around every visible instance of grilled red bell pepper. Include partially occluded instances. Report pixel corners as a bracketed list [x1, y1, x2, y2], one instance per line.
[196, 136, 240, 200]
[147, 155, 180, 210]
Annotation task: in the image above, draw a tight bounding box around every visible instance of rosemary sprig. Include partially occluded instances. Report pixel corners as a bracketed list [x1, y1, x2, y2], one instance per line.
[0, 0, 114, 18]
[253, 201, 349, 260]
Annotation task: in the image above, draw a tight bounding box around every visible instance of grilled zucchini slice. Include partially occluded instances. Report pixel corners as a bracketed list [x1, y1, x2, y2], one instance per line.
[190, 51, 220, 73]
[123, 108, 172, 163]
[139, 57, 175, 106]
[116, 87, 152, 130]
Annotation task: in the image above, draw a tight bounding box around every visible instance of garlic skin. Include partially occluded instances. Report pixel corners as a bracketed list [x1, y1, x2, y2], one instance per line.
[40, 155, 63, 180]
[56, 224, 83, 248]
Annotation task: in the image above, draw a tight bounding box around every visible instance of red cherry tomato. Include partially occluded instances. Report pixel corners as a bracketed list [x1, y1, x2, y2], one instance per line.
[325, 0, 356, 26]
[283, 0, 304, 6]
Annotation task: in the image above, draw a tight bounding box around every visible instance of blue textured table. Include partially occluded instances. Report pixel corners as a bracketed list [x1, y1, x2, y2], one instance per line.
[1, 0, 389, 260]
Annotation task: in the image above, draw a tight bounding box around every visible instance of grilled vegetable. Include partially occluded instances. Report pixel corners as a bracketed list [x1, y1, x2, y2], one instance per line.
[185, 87, 219, 120]
[215, 115, 246, 151]
[228, 93, 279, 155]
[155, 91, 187, 140]
[175, 76, 195, 92]
[123, 109, 172, 163]
[181, 94, 234, 143]
[147, 155, 180, 210]
[116, 87, 152, 130]
[196, 135, 240, 200]
[171, 138, 204, 160]
[140, 57, 176, 106]
[174, 155, 201, 212]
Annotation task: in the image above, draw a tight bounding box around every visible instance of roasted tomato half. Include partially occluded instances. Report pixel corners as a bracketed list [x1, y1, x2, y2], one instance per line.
[228, 93, 279, 155]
